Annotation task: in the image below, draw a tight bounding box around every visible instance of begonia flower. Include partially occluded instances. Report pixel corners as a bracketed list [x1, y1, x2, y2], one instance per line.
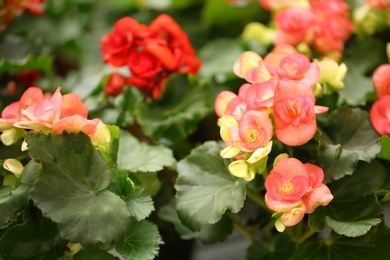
[273, 80, 328, 146]
[265, 157, 333, 229]
[229, 110, 273, 152]
[370, 95, 390, 135]
[215, 91, 237, 118]
[104, 73, 128, 97]
[372, 64, 390, 99]
[274, 7, 314, 46]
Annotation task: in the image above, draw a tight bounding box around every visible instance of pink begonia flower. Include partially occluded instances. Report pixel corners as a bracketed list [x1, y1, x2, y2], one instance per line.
[242, 81, 275, 111]
[274, 7, 314, 46]
[366, 0, 390, 10]
[372, 64, 390, 99]
[233, 51, 262, 78]
[265, 158, 333, 228]
[264, 44, 298, 75]
[273, 80, 328, 146]
[224, 96, 248, 121]
[370, 95, 390, 135]
[14, 87, 63, 130]
[277, 53, 320, 87]
[233, 51, 271, 84]
[229, 110, 273, 152]
[61, 93, 89, 118]
[0, 87, 101, 142]
[52, 116, 99, 135]
[215, 91, 237, 118]
[307, 0, 354, 57]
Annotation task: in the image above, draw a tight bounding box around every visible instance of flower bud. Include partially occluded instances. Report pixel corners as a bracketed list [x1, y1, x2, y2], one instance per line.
[228, 159, 256, 181]
[220, 145, 242, 159]
[246, 141, 272, 164]
[242, 22, 275, 46]
[1, 128, 25, 146]
[4, 158, 24, 178]
[219, 115, 238, 142]
[90, 120, 111, 150]
[65, 242, 83, 256]
[316, 58, 347, 93]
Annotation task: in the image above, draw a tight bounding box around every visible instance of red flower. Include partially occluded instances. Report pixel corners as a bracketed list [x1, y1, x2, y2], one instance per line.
[149, 14, 201, 74]
[104, 73, 127, 97]
[101, 17, 150, 67]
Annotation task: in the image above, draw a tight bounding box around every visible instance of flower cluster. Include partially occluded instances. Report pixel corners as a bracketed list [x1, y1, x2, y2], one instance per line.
[265, 156, 333, 231]
[370, 62, 390, 135]
[353, 0, 390, 36]
[101, 14, 201, 99]
[215, 44, 334, 229]
[0, 87, 109, 148]
[0, 0, 45, 31]
[250, 0, 354, 59]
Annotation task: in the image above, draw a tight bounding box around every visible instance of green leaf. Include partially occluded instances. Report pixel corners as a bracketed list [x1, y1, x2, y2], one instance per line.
[175, 141, 246, 232]
[202, 0, 264, 31]
[329, 160, 386, 199]
[247, 234, 294, 260]
[319, 107, 381, 182]
[117, 131, 176, 172]
[0, 159, 38, 225]
[27, 133, 131, 246]
[73, 249, 118, 260]
[291, 224, 390, 260]
[339, 37, 387, 105]
[309, 161, 385, 232]
[115, 220, 163, 260]
[136, 74, 212, 141]
[115, 86, 143, 127]
[377, 136, 390, 161]
[132, 171, 161, 197]
[0, 55, 53, 74]
[125, 187, 154, 221]
[159, 200, 233, 244]
[326, 217, 381, 237]
[198, 38, 244, 79]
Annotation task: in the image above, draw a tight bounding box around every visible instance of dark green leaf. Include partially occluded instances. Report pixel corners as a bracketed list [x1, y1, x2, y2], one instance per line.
[319, 107, 381, 182]
[136, 75, 212, 141]
[175, 141, 246, 232]
[290, 224, 390, 260]
[0, 55, 53, 74]
[132, 172, 161, 197]
[339, 37, 387, 105]
[326, 217, 381, 237]
[247, 234, 294, 260]
[115, 86, 143, 127]
[115, 220, 163, 260]
[73, 249, 118, 260]
[377, 136, 390, 161]
[159, 200, 233, 244]
[0, 159, 38, 225]
[117, 131, 176, 172]
[27, 133, 131, 246]
[309, 160, 385, 232]
[198, 38, 243, 79]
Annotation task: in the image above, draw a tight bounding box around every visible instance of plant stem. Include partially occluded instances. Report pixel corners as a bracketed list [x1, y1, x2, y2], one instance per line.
[294, 228, 316, 245]
[233, 221, 255, 242]
[246, 188, 272, 213]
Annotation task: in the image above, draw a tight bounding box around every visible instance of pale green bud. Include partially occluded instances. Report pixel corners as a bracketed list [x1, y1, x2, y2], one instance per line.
[1, 127, 25, 146]
[242, 22, 275, 47]
[3, 158, 24, 178]
[228, 159, 256, 181]
[246, 141, 272, 164]
[220, 145, 242, 159]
